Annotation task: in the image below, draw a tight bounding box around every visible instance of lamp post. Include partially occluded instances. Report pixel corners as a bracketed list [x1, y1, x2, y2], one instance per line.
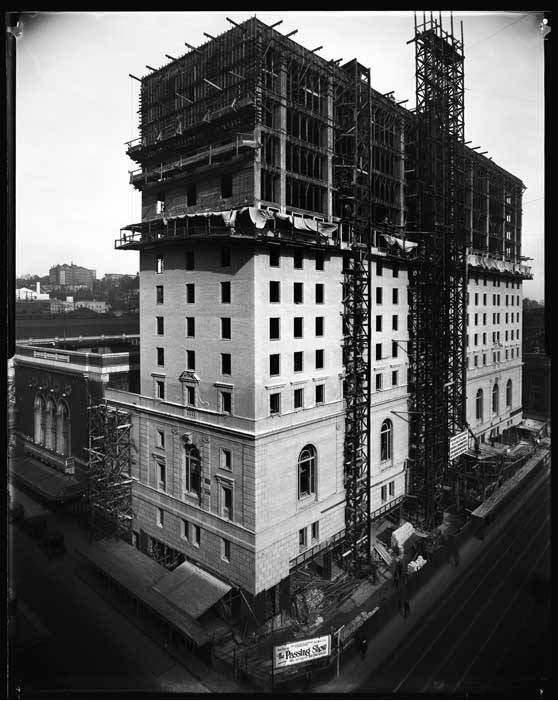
[335, 625, 345, 678]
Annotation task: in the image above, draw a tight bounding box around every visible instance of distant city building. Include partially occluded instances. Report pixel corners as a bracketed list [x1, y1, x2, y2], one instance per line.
[103, 273, 127, 284]
[49, 263, 96, 289]
[15, 282, 49, 301]
[74, 300, 110, 314]
[50, 297, 75, 314]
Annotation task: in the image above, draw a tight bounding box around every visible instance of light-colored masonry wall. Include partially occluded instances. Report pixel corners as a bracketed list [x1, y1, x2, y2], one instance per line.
[465, 274, 523, 438]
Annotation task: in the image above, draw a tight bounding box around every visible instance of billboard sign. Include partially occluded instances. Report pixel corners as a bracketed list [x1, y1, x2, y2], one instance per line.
[273, 635, 331, 670]
[449, 429, 469, 461]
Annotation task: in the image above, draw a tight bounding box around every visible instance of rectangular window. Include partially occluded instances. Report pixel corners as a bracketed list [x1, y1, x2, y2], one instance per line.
[381, 485, 387, 502]
[315, 349, 324, 369]
[186, 386, 195, 406]
[186, 182, 197, 206]
[156, 256, 164, 274]
[294, 282, 304, 304]
[156, 380, 165, 400]
[483, 313, 487, 325]
[294, 387, 304, 409]
[392, 370, 398, 386]
[483, 353, 486, 366]
[392, 341, 398, 358]
[158, 462, 166, 491]
[270, 354, 280, 376]
[474, 333, 478, 345]
[392, 288, 399, 304]
[483, 333, 486, 345]
[475, 293, 478, 305]
[315, 316, 324, 336]
[157, 507, 164, 527]
[315, 251, 324, 271]
[270, 281, 280, 302]
[474, 313, 478, 325]
[182, 519, 189, 540]
[221, 317, 231, 339]
[221, 173, 233, 198]
[474, 355, 478, 367]
[315, 283, 324, 304]
[376, 315, 382, 332]
[377, 261, 383, 276]
[221, 391, 232, 414]
[311, 521, 319, 541]
[220, 448, 232, 470]
[186, 283, 195, 303]
[294, 351, 304, 372]
[221, 485, 233, 520]
[376, 287, 383, 305]
[294, 250, 303, 269]
[270, 392, 281, 415]
[156, 430, 165, 449]
[376, 373, 383, 391]
[221, 246, 231, 267]
[315, 384, 325, 405]
[156, 285, 164, 304]
[376, 343, 382, 361]
[221, 353, 231, 376]
[393, 265, 399, 278]
[270, 317, 280, 340]
[299, 527, 307, 548]
[156, 347, 164, 367]
[294, 317, 303, 338]
[193, 524, 200, 547]
[222, 538, 231, 563]
[483, 293, 487, 304]
[186, 350, 196, 371]
[392, 315, 398, 331]
[156, 316, 164, 335]
[389, 480, 394, 497]
[221, 281, 231, 304]
[269, 249, 280, 267]
[186, 317, 195, 337]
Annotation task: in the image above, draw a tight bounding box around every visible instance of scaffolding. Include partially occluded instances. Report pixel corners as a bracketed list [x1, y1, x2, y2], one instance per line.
[86, 401, 134, 540]
[406, 12, 468, 529]
[334, 60, 372, 568]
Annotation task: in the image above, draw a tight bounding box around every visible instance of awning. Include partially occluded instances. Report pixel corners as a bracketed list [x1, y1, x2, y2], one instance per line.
[77, 539, 210, 646]
[152, 560, 231, 619]
[9, 456, 84, 503]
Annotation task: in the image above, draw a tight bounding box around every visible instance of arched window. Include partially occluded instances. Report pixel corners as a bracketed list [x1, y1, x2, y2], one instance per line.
[45, 398, 57, 450]
[506, 379, 512, 408]
[380, 419, 393, 462]
[298, 445, 316, 499]
[34, 394, 45, 445]
[475, 389, 484, 423]
[183, 445, 201, 495]
[56, 401, 70, 456]
[492, 383, 499, 414]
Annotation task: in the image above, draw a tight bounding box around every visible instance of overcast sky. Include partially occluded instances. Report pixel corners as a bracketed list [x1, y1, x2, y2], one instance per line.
[15, 10, 546, 300]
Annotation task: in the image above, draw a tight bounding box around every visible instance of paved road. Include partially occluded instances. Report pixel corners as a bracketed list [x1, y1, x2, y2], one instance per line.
[358, 470, 551, 696]
[8, 507, 210, 697]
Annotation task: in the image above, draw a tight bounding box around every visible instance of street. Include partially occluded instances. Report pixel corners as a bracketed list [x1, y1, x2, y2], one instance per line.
[358, 469, 551, 696]
[8, 500, 211, 697]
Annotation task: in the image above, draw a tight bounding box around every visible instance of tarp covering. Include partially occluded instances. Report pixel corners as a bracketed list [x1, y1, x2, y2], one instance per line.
[9, 456, 84, 503]
[152, 560, 231, 619]
[381, 233, 418, 251]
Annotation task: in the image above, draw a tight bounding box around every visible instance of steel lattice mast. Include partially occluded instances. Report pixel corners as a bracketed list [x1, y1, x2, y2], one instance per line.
[407, 12, 467, 529]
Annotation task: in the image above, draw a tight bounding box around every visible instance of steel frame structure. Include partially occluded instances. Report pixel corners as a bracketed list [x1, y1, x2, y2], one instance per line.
[334, 60, 373, 568]
[86, 400, 134, 540]
[407, 12, 467, 529]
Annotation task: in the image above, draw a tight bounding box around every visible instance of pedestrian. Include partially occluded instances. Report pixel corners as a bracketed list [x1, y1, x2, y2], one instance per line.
[402, 601, 410, 618]
[359, 635, 368, 660]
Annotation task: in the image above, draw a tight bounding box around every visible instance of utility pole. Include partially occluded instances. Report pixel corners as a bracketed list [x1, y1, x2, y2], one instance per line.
[335, 624, 345, 678]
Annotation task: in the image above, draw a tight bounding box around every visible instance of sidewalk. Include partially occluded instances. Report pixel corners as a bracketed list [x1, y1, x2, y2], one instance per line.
[312, 452, 550, 693]
[9, 483, 245, 694]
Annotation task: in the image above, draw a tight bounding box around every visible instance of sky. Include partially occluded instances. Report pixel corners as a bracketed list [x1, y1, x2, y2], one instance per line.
[15, 11, 546, 300]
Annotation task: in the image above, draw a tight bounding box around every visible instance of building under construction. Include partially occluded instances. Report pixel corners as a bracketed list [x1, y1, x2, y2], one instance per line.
[102, 13, 532, 624]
